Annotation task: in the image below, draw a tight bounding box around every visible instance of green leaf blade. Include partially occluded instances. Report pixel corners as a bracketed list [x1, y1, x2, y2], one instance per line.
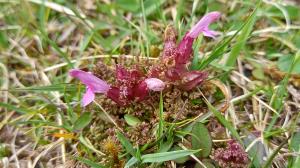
[191, 122, 212, 158]
[73, 112, 92, 131]
[141, 150, 197, 163]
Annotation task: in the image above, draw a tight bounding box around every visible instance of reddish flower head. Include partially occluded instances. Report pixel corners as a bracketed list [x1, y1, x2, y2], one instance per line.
[70, 67, 165, 106]
[176, 11, 221, 65]
[70, 11, 221, 106]
[213, 140, 249, 168]
[153, 11, 221, 90]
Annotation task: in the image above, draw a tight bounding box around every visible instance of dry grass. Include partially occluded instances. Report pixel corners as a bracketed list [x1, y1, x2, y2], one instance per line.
[0, 0, 300, 167]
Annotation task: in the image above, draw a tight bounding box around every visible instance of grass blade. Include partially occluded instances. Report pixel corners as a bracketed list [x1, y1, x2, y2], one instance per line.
[0, 102, 30, 114]
[73, 112, 92, 131]
[74, 157, 105, 168]
[197, 1, 262, 70]
[225, 1, 261, 67]
[266, 50, 300, 132]
[125, 157, 139, 168]
[157, 92, 164, 149]
[202, 93, 242, 144]
[116, 131, 136, 157]
[141, 150, 197, 163]
[262, 136, 290, 168]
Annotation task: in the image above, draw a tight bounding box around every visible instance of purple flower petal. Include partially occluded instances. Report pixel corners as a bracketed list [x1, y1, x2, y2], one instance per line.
[144, 78, 165, 91]
[187, 11, 221, 38]
[202, 29, 219, 39]
[69, 69, 110, 93]
[82, 87, 95, 106]
[175, 12, 220, 65]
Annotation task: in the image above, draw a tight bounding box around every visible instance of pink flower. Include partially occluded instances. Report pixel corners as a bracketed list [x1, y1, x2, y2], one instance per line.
[70, 12, 221, 106]
[187, 11, 221, 39]
[69, 69, 110, 106]
[70, 67, 165, 106]
[115, 65, 165, 103]
[151, 12, 221, 90]
[176, 11, 221, 64]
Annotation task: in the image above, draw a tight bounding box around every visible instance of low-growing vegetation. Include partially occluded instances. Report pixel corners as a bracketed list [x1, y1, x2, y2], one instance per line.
[0, 0, 300, 168]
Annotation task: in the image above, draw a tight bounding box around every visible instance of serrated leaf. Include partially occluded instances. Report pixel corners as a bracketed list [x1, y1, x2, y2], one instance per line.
[73, 112, 92, 130]
[191, 122, 212, 158]
[124, 114, 141, 126]
[141, 150, 197, 163]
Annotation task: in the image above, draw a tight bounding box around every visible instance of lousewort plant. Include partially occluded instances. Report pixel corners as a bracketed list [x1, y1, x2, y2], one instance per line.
[70, 68, 165, 106]
[68, 11, 251, 168]
[70, 12, 221, 106]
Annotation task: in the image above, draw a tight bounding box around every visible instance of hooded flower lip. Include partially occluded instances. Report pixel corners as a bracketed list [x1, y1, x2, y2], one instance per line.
[82, 87, 95, 106]
[155, 12, 221, 90]
[69, 69, 110, 106]
[69, 69, 110, 93]
[187, 11, 221, 39]
[176, 11, 221, 65]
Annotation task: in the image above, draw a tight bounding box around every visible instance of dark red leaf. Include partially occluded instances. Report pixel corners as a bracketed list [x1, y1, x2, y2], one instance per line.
[176, 34, 195, 65]
[162, 25, 177, 60]
[164, 64, 186, 81]
[148, 66, 162, 78]
[180, 71, 208, 90]
[106, 87, 125, 106]
[116, 65, 142, 84]
[133, 81, 148, 101]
